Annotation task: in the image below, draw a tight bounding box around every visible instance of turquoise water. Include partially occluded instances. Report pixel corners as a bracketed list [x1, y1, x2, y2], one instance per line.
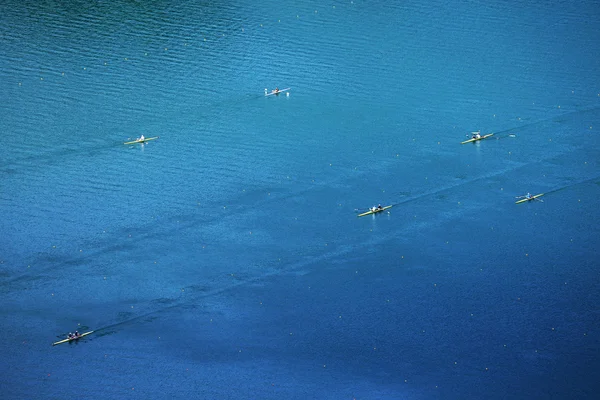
[2, 0, 599, 398]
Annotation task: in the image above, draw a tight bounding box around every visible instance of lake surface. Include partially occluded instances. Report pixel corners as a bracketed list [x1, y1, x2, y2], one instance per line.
[1, 0, 599, 398]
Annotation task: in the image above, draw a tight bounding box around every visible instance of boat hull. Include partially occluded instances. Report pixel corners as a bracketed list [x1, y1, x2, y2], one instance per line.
[52, 331, 94, 346]
[358, 205, 392, 217]
[265, 88, 291, 97]
[124, 136, 159, 145]
[515, 194, 544, 204]
[461, 133, 494, 144]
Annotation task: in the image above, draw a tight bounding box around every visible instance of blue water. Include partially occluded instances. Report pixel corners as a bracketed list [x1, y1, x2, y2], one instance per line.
[2, 0, 600, 398]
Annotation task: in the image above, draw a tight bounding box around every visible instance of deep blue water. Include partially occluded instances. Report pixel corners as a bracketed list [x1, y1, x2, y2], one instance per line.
[1, 0, 600, 398]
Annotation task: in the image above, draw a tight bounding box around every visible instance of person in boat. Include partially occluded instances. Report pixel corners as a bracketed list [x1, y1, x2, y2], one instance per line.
[138, 134, 145, 142]
[273, 87, 279, 94]
[472, 131, 481, 139]
[377, 204, 383, 210]
[68, 332, 73, 339]
[526, 192, 533, 199]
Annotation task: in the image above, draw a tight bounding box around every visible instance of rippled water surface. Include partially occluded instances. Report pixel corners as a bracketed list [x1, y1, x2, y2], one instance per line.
[2, 0, 600, 398]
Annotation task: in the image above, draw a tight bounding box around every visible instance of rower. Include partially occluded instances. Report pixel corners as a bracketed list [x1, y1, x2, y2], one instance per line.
[274, 87, 279, 94]
[138, 134, 145, 142]
[74, 330, 79, 337]
[472, 131, 481, 139]
[526, 192, 532, 199]
[377, 204, 382, 210]
[68, 332, 73, 339]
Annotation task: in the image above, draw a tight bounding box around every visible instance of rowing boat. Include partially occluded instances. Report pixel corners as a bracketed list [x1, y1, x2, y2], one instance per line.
[265, 88, 291, 97]
[461, 133, 494, 144]
[52, 331, 94, 346]
[515, 193, 544, 204]
[357, 205, 392, 217]
[124, 136, 159, 145]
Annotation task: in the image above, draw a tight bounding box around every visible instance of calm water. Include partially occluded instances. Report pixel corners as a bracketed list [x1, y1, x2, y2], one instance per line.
[1, 0, 599, 398]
